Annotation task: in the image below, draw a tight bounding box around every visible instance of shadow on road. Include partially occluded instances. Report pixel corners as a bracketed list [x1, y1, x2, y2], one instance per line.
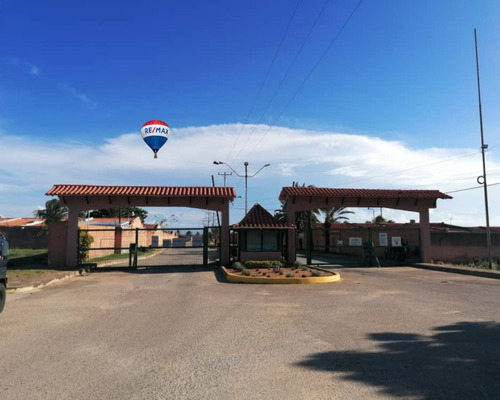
[295, 321, 500, 399]
[92, 265, 217, 274]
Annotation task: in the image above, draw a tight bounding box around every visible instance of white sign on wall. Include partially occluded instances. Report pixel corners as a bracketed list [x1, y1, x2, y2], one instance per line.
[391, 236, 402, 247]
[379, 232, 388, 246]
[349, 237, 363, 246]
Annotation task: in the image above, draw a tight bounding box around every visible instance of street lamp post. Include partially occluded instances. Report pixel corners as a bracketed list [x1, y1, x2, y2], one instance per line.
[214, 161, 270, 214]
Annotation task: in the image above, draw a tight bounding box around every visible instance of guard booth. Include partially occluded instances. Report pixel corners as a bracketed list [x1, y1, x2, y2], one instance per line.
[230, 204, 293, 263]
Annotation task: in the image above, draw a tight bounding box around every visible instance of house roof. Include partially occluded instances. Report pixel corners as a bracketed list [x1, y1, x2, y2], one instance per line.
[310, 221, 500, 232]
[232, 204, 293, 229]
[0, 218, 44, 227]
[79, 217, 140, 228]
[429, 222, 500, 233]
[143, 223, 159, 230]
[47, 184, 236, 198]
[279, 187, 451, 200]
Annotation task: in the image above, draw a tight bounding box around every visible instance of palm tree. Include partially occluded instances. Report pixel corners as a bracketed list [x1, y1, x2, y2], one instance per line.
[34, 199, 68, 224]
[274, 182, 320, 251]
[274, 181, 320, 229]
[372, 215, 395, 224]
[321, 207, 354, 252]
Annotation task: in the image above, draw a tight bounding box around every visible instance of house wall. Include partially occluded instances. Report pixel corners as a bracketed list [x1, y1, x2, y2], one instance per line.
[429, 232, 500, 263]
[84, 228, 176, 258]
[0, 226, 47, 249]
[239, 251, 282, 262]
[48, 222, 179, 264]
[307, 225, 421, 257]
[305, 225, 500, 263]
[48, 222, 67, 266]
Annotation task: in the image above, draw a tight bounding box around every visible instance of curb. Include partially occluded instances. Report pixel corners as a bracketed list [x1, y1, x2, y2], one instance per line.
[7, 270, 87, 294]
[221, 266, 341, 284]
[413, 263, 500, 280]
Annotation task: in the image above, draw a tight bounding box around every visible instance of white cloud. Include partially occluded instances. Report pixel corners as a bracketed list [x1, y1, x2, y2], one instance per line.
[1, 123, 499, 226]
[5, 57, 40, 76]
[59, 83, 98, 109]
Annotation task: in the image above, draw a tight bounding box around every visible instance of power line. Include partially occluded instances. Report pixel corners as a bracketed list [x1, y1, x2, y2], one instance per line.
[225, 0, 301, 163]
[446, 181, 500, 194]
[244, 0, 364, 160]
[232, 0, 331, 164]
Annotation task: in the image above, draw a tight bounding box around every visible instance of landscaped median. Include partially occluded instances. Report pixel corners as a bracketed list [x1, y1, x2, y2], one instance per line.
[222, 260, 340, 284]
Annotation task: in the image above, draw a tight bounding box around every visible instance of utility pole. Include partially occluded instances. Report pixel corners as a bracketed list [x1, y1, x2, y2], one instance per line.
[211, 175, 221, 228]
[218, 172, 232, 187]
[213, 161, 270, 215]
[474, 28, 493, 269]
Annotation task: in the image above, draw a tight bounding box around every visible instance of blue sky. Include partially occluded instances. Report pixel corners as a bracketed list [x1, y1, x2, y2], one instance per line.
[1, 0, 500, 226]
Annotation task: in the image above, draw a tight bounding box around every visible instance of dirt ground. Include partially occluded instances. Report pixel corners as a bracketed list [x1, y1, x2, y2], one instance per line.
[6, 268, 82, 290]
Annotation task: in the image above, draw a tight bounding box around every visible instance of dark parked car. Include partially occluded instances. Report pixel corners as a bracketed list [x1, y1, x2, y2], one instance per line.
[0, 234, 8, 314]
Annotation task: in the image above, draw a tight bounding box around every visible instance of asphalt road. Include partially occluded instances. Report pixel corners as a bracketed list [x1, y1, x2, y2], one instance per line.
[1, 266, 499, 400]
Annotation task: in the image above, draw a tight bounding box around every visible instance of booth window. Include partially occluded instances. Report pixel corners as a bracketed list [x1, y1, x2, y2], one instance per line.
[244, 229, 279, 252]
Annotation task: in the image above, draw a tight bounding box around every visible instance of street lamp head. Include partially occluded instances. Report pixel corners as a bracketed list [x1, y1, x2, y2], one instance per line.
[264, 163, 270, 167]
[213, 161, 224, 165]
[244, 162, 249, 166]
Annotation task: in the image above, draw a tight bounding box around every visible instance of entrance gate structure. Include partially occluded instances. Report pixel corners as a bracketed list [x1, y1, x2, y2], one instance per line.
[279, 187, 451, 265]
[298, 223, 422, 267]
[46, 185, 236, 268]
[78, 226, 221, 268]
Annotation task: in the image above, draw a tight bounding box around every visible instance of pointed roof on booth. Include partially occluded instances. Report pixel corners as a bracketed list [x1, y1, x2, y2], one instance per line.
[232, 203, 293, 229]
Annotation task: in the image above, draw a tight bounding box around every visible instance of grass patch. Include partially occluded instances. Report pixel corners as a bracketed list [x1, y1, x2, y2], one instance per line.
[7, 249, 48, 269]
[9, 249, 47, 259]
[7, 269, 51, 278]
[89, 248, 155, 263]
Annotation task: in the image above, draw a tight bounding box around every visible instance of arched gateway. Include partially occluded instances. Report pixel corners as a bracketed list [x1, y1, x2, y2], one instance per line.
[46, 185, 236, 267]
[279, 187, 451, 264]
[47, 185, 451, 267]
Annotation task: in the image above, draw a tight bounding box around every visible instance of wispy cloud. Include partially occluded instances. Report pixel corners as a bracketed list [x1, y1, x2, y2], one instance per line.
[0, 123, 498, 225]
[59, 83, 98, 109]
[5, 57, 40, 76]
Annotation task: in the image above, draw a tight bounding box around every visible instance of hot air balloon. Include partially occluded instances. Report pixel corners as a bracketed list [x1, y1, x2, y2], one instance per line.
[141, 120, 170, 158]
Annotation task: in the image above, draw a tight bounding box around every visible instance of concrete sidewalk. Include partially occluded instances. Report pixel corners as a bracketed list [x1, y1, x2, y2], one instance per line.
[414, 263, 500, 280]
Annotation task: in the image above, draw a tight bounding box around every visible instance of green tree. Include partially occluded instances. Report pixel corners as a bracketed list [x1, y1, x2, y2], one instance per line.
[371, 215, 395, 224]
[274, 182, 320, 251]
[34, 199, 68, 224]
[321, 207, 354, 252]
[89, 207, 148, 223]
[78, 228, 94, 264]
[274, 181, 320, 230]
[208, 227, 220, 246]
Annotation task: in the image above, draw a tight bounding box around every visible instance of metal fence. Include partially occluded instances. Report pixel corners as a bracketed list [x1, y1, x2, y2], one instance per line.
[299, 225, 421, 267]
[78, 226, 220, 268]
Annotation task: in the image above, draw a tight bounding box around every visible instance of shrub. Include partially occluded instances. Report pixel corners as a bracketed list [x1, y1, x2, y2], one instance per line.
[232, 262, 245, 271]
[241, 268, 250, 276]
[245, 260, 284, 269]
[78, 229, 94, 264]
[286, 273, 294, 278]
[468, 258, 499, 270]
[311, 270, 321, 277]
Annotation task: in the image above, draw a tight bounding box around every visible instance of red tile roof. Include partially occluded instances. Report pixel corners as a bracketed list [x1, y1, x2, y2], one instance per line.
[0, 218, 44, 227]
[279, 187, 451, 200]
[232, 204, 293, 229]
[80, 217, 136, 226]
[47, 185, 236, 198]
